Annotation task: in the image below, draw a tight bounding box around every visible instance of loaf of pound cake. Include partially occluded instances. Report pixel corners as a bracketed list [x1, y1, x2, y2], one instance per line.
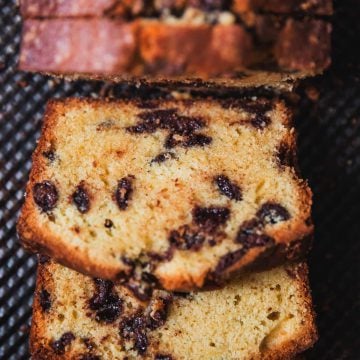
[18, 96, 313, 291]
[31, 258, 317, 359]
[19, 1, 331, 78]
[20, 0, 333, 18]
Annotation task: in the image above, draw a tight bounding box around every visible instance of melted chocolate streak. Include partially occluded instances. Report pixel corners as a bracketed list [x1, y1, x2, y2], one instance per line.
[118, 292, 173, 355]
[126, 108, 212, 150]
[214, 202, 291, 275]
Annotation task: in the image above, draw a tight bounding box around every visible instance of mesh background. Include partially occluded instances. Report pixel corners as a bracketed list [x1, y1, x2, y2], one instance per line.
[0, 0, 359, 359]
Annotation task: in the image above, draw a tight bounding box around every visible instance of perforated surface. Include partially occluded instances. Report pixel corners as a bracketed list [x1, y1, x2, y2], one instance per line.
[0, 0, 359, 359]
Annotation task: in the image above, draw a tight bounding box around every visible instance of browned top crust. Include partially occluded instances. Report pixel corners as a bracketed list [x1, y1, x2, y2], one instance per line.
[20, 0, 333, 18]
[30, 259, 318, 359]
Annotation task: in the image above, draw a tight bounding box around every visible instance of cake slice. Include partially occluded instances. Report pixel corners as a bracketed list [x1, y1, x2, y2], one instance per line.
[20, 0, 333, 18]
[31, 258, 317, 359]
[19, 19, 253, 78]
[19, 2, 331, 78]
[18, 96, 313, 291]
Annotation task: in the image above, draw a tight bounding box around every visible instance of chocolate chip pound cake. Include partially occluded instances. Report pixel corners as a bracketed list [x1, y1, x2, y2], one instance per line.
[18, 97, 313, 291]
[31, 258, 317, 359]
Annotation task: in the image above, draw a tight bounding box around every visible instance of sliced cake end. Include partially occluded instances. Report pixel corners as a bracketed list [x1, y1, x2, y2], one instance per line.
[31, 259, 317, 359]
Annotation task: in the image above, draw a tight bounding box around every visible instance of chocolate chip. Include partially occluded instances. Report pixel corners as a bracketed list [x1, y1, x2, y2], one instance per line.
[141, 271, 158, 284]
[155, 355, 173, 360]
[139, 109, 177, 124]
[125, 272, 160, 302]
[277, 142, 297, 169]
[257, 202, 291, 225]
[72, 182, 90, 214]
[146, 291, 172, 330]
[215, 175, 242, 201]
[128, 107, 211, 151]
[235, 218, 261, 241]
[192, 206, 230, 230]
[89, 279, 122, 323]
[104, 219, 113, 228]
[239, 232, 274, 249]
[126, 109, 178, 134]
[82, 338, 96, 351]
[50, 332, 75, 355]
[208, 239, 217, 246]
[235, 218, 274, 249]
[79, 355, 100, 360]
[119, 292, 172, 355]
[134, 332, 148, 355]
[169, 225, 205, 251]
[215, 249, 246, 274]
[163, 115, 204, 135]
[250, 114, 271, 130]
[173, 291, 190, 298]
[96, 119, 116, 131]
[151, 152, 176, 164]
[120, 314, 145, 340]
[119, 257, 157, 300]
[222, 98, 272, 130]
[33, 181, 58, 212]
[164, 133, 183, 149]
[39, 289, 51, 312]
[115, 176, 134, 210]
[183, 133, 212, 148]
[147, 248, 174, 262]
[242, 101, 273, 115]
[121, 256, 136, 268]
[42, 150, 56, 162]
[126, 282, 153, 302]
[136, 109, 204, 136]
[119, 314, 148, 355]
[126, 121, 156, 134]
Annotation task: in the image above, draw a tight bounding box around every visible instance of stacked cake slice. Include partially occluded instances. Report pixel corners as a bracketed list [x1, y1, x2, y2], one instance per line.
[31, 258, 317, 359]
[18, 90, 317, 358]
[16, 1, 327, 358]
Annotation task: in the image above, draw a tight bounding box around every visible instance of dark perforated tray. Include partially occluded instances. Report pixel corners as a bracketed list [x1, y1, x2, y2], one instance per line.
[0, 0, 359, 359]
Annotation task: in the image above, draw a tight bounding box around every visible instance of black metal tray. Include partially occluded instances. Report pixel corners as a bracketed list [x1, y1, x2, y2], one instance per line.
[0, 0, 359, 358]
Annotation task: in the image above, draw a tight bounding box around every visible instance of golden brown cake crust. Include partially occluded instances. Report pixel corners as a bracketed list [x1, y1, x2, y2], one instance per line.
[30, 260, 318, 359]
[18, 97, 313, 291]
